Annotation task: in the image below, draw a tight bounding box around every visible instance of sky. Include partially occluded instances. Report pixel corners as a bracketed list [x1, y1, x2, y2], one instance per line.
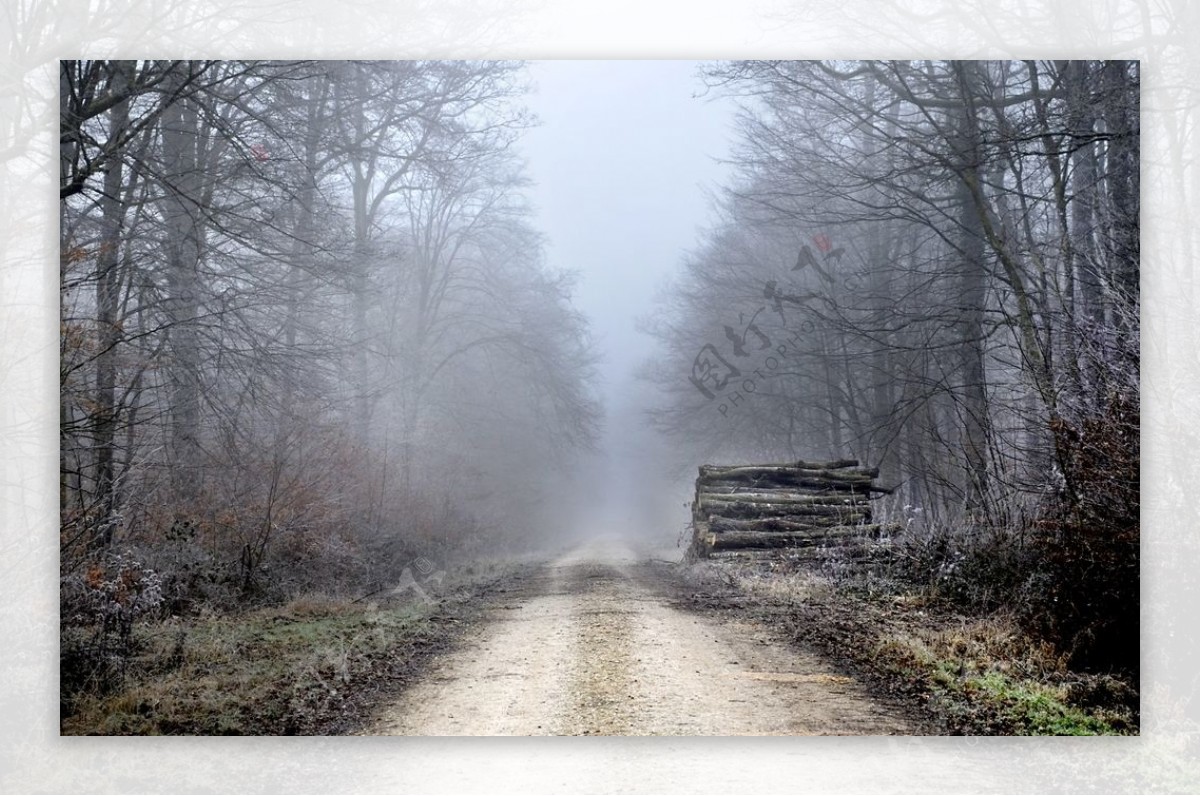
[520, 60, 735, 405]
[517, 60, 739, 535]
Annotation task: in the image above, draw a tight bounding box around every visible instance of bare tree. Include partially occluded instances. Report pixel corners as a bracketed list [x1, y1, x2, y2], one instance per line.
[60, 59, 599, 600]
[650, 59, 1138, 531]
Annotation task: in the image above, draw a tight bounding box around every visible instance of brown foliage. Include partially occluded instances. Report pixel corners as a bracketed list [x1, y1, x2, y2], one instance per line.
[1033, 391, 1139, 673]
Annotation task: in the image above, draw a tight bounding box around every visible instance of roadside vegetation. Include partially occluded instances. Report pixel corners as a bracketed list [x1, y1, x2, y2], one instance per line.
[61, 560, 529, 735]
[683, 542, 1138, 736]
[59, 60, 599, 734]
[651, 60, 1141, 736]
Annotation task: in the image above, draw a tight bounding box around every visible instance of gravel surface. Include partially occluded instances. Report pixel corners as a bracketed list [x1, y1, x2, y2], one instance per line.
[362, 537, 916, 735]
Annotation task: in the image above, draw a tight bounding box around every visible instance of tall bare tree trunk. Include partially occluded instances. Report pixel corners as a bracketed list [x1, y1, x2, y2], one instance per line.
[1065, 61, 1104, 329]
[1101, 61, 1140, 327]
[951, 62, 992, 518]
[281, 76, 329, 419]
[60, 65, 77, 515]
[160, 62, 204, 503]
[93, 60, 134, 544]
[862, 83, 901, 483]
[348, 63, 375, 446]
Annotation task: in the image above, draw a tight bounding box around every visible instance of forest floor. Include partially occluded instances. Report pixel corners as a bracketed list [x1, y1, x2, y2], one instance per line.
[359, 535, 1138, 736]
[361, 536, 919, 735]
[677, 551, 1140, 735]
[63, 536, 1137, 736]
[60, 557, 540, 735]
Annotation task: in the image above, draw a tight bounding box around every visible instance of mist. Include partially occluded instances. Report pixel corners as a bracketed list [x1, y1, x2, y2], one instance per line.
[59, 60, 736, 593]
[57, 57, 1142, 744]
[59, 58, 1139, 607]
[518, 60, 736, 548]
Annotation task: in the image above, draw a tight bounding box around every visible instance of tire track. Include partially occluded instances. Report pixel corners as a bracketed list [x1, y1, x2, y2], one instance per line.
[363, 537, 916, 736]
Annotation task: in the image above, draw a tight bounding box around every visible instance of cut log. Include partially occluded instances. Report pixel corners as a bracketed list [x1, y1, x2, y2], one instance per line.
[701, 458, 861, 472]
[700, 475, 892, 495]
[781, 545, 878, 561]
[697, 495, 874, 518]
[707, 544, 880, 562]
[704, 523, 902, 550]
[697, 487, 873, 505]
[699, 465, 879, 483]
[706, 529, 888, 550]
[706, 531, 836, 550]
[708, 517, 873, 535]
[795, 458, 860, 470]
[699, 502, 872, 524]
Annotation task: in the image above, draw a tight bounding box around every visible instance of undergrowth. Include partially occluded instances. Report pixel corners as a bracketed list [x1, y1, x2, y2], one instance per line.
[61, 561, 523, 735]
[695, 560, 1138, 736]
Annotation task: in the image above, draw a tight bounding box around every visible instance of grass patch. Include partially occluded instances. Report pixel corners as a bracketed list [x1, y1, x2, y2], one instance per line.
[682, 559, 1138, 735]
[963, 672, 1113, 735]
[61, 562, 526, 735]
[866, 615, 1137, 735]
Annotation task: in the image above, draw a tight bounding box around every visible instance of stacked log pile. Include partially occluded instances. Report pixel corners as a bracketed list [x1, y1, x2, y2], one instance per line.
[688, 459, 896, 559]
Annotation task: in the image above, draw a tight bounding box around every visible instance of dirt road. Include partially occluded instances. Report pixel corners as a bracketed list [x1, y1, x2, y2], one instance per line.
[364, 537, 916, 735]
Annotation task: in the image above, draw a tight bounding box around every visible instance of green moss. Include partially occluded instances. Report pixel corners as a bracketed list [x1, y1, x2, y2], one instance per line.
[964, 672, 1117, 735]
[867, 628, 1132, 735]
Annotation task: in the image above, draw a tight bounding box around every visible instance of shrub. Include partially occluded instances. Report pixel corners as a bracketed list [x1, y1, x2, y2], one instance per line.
[60, 550, 165, 714]
[871, 390, 1138, 676]
[1031, 390, 1139, 673]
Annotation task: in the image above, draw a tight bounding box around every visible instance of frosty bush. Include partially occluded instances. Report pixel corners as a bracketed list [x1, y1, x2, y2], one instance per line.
[61, 551, 165, 702]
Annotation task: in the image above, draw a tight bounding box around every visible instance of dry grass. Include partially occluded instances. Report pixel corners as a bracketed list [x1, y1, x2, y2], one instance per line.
[687, 559, 1138, 735]
[63, 598, 431, 734]
[733, 568, 834, 604]
[61, 560, 528, 735]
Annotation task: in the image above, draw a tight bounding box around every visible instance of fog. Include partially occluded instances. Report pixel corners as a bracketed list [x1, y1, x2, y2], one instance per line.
[59, 59, 1140, 597]
[519, 60, 736, 546]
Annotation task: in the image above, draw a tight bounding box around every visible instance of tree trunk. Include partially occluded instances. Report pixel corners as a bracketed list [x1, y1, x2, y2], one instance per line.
[863, 81, 901, 485]
[281, 75, 329, 419]
[697, 487, 873, 504]
[160, 62, 205, 503]
[1065, 61, 1104, 330]
[1101, 61, 1139, 327]
[92, 60, 135, 545]
[707, 524, 896, 551]
[951, 61, 992, 518]
[699, 502, 872, 523]
[699, 462, 872, 478]
[708, 515, 874, 534]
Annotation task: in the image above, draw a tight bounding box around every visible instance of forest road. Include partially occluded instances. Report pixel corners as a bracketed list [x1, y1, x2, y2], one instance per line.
[363, 536, 915, 735]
